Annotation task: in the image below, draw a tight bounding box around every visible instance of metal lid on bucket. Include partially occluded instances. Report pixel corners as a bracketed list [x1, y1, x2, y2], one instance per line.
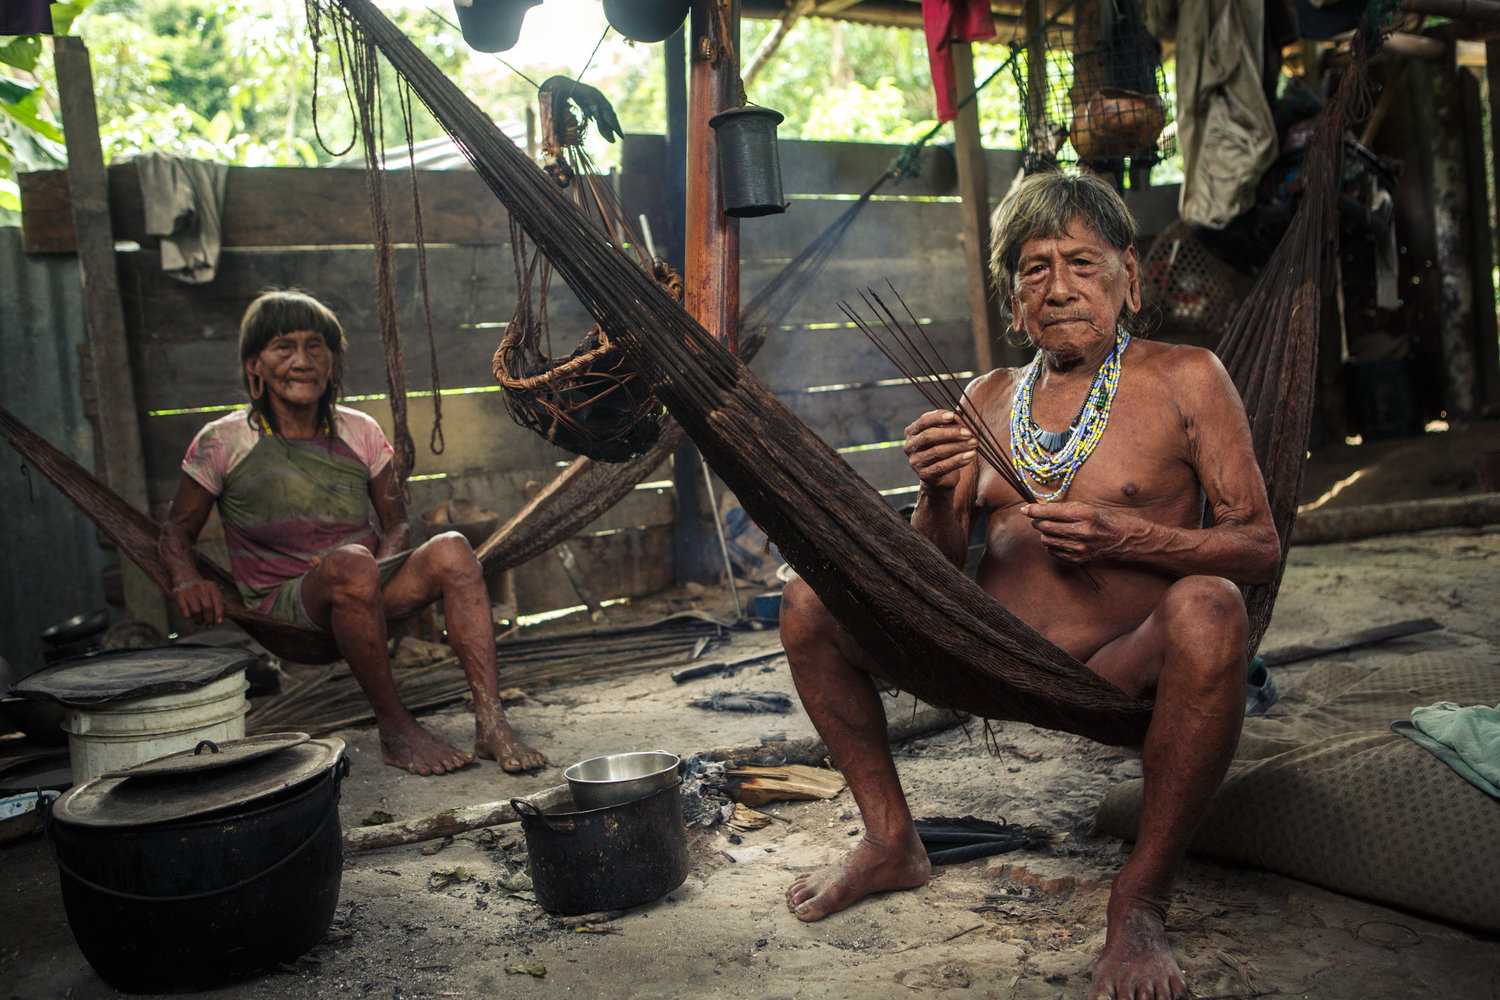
[11, 645, 259, 706]
[51, 735, 346, 828]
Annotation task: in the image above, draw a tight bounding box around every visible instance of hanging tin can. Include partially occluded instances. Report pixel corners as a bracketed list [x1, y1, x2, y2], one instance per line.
[708, 106, 787, 218]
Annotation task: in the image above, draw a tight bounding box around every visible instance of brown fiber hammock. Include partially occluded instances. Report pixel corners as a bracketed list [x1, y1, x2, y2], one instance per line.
[1, 2, 1370, 746]
[316, 0, 1163, 743]
[312, 0, 1381, 747]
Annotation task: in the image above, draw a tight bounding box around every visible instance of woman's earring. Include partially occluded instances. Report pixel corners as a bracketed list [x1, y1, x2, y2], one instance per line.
[248, 371, 264, 399]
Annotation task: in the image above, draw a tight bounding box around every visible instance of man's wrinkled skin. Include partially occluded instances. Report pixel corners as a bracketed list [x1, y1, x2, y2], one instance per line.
[779, 173, 1280, 1000]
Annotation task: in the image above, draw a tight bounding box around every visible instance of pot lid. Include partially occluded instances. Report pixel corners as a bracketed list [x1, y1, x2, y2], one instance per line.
[11, 644, 259, 706]
[98, 732, 311, 779]
[51, 736, 345, 828]
[0, 750, 72, 795]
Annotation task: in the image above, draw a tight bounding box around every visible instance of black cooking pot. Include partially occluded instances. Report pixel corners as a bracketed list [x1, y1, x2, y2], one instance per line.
[45, 734, 347, 993]
[513, 779, 689, 916]
[41, 608, 112, 647]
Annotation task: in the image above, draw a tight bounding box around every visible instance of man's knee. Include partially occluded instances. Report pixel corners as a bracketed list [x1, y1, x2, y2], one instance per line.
[1161, 576, 1248, 663]
[779, 577, 838, 662]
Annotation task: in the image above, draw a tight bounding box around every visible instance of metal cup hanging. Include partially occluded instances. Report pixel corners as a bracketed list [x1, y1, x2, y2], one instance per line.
[707, 106, 787, 218]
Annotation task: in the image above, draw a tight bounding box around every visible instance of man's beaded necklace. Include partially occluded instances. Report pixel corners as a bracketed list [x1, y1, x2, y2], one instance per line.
[1009, 327, 1130, 502]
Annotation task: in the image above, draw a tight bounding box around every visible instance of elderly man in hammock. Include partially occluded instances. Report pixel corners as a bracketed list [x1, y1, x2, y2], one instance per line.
[780, 172, 1280, 1000]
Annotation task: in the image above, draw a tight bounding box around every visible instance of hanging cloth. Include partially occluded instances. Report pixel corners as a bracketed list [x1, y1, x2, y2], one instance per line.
[125, 151, 230, 284]
[1175, 0, 1278, 229]
[922, 0, 995, 123]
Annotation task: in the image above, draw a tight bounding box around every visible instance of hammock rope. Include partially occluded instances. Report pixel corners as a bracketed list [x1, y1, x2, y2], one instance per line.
[1215, 28, 1377, 656]
[310, 0, 1387, 744]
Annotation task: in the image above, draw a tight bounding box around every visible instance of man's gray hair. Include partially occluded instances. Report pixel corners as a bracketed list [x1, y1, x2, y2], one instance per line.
[989, 171, 1139, 288]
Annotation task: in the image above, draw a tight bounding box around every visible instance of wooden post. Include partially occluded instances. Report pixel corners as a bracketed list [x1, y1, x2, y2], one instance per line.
[951, 42, 1003, 375]
[664, 27, 689, 272]
[676, 0, 742, 584]
[53, 36, 167, 633]
[1481, 39, 1500, 412]
[685, 0, 740, 353]
[668, 18, 716, 583]
[1023, 0, 1048, 145]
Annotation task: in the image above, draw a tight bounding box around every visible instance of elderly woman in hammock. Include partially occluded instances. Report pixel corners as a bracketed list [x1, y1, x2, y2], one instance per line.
[780, 173, 1280, 1000]
[158, 289, 546, 777]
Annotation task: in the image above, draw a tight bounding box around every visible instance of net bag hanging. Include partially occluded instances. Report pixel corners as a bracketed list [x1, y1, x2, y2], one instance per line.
[490, 77, 677, 464]
[491, 267, 676, 464]
[1012, 0, 1173, 173]
[1138, 219, 1252, 347]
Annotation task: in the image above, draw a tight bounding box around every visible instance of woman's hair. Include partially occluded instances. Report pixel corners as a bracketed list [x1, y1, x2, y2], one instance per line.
[988, 171, 1144, 343]
[238, 289, 348, 434]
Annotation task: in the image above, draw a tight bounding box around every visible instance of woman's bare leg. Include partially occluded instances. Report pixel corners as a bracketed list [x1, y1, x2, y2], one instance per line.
[301, 545, 471, 775]
[381, 532, 546, 772]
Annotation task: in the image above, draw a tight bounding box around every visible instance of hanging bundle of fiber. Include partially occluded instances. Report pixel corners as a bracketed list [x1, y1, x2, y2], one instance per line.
[322, 0, 1155, 746]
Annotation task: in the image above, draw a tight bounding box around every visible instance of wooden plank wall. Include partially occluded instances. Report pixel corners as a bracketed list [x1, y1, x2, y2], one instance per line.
[623, 136, 1013, 513]
[20, 143, 1181, 614]
[20, 163, 673, 617]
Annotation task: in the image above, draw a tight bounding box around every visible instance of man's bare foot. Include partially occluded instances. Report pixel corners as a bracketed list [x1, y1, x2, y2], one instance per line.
[1090, 901, 1189, 1000]
[475, 719, 547, 773]
[380, 722, 473, 776]
[785, 831, 931, 921]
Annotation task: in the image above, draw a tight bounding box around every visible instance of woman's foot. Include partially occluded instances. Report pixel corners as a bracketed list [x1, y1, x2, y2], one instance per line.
[379, 722, 473, 775]
[476, 716, 548, 773]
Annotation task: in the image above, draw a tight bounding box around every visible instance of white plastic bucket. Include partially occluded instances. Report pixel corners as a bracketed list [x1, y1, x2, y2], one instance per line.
[62, 671, 250, 783]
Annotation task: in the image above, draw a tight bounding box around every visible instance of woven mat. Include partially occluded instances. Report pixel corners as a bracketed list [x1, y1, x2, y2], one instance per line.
[1095, 652, 1500, 933]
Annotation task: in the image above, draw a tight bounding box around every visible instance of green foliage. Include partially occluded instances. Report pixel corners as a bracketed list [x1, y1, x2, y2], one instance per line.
[74, 0, 466, 167]
[740, 19, 941, 141]
[0, 34, 44, 73]
[0, 0, 471, 223]
[0, 1, 1178, 226]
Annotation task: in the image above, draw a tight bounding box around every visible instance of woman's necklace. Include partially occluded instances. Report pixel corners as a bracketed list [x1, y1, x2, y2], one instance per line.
[1009, 327, 1130, 502]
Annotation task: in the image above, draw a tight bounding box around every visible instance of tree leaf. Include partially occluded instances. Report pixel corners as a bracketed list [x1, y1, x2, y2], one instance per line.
[0, 91, 65, 146]
[0, 77, 37, 107]
[0, 36, 43, 73]
[50, 2, 89, 37]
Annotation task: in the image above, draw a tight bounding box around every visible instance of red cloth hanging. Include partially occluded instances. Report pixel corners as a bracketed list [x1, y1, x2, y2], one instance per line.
[923, 0, 995, 123]
[1, 0, 53, 35]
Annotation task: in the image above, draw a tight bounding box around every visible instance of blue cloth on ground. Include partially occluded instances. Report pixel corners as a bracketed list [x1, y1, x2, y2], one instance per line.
[1392, 701, 1500, 800]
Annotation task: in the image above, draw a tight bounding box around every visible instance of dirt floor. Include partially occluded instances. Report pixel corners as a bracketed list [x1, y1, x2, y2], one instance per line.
[3, 421, 1500, 1000]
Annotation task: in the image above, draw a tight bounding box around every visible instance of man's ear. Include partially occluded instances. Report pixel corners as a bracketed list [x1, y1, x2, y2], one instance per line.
[1123, 246, 1142, 315]
[1007, 288, 1025, 334]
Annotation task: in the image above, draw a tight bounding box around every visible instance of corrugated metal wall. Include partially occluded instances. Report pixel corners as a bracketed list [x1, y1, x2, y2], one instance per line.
[0, 227, 111, 682]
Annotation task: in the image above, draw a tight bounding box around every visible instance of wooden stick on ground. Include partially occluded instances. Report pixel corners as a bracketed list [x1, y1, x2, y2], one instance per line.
[341, 704, 965, 852]
[1292, 493, 1500, 544]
